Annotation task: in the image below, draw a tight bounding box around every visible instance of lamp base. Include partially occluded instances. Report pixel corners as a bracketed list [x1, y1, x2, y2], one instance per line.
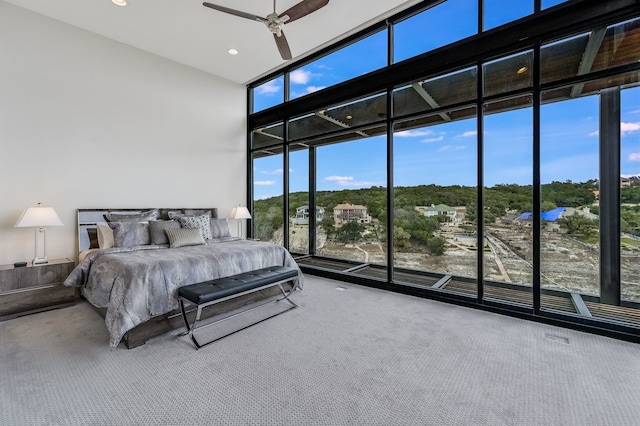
[33, 257, 49, 265]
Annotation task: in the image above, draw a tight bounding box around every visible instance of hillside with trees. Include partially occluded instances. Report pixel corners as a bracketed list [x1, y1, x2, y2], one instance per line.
[254, 180, 640, 247]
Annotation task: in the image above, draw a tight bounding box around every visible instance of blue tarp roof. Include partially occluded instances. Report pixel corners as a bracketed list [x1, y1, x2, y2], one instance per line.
[517, 207, 565, 221]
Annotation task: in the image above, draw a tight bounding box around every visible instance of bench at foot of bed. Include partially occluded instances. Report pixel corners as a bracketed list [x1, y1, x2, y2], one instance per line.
[177, 266, 299, 349]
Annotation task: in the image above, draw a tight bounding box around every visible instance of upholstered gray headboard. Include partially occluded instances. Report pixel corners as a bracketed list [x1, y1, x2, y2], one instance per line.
[77, 208, 218, 252]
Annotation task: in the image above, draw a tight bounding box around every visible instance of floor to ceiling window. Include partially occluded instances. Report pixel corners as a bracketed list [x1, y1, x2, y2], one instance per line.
[248, 0, 640, 341]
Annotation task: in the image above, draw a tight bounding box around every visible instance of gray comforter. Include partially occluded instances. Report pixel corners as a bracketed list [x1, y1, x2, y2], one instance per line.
[64, 239, 303, 348]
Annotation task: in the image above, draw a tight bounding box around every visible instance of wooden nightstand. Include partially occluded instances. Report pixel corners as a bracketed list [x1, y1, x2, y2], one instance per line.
[0, 258, 76, 321]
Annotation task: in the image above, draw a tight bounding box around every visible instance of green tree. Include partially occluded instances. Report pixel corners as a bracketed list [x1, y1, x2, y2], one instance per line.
[559, 214, 598, 237]
[427, 237, 446, 256]
[335, 221, 365, 244]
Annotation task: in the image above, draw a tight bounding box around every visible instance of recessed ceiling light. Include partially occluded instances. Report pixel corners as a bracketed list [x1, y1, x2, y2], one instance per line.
[112, 0, 127, 6]
[346, 115, 353, 120]
[517, 66, 528, 74]
[227, 48, 239, 55]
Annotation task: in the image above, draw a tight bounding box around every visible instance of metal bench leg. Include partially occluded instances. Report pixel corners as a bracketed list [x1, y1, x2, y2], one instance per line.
[180, 283, 298, 349]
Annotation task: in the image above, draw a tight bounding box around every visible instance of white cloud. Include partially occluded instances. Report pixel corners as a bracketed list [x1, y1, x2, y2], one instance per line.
[459, 131, 477, 138]
[395, 130, 435, 137]
[630, 153, 640, 162]
[290, 69, 312, 85]
[262, 169, 283, 175]
[324, 176, 353, 182]
[622, 121, 640, 135]
[255, 80, 281, 95]
[254, 180, 276, 186]
[438, 145, 466, 152]
[304, 86, 326, 94]
[588, 121, 640, 137]
[422, 136, 444, 143]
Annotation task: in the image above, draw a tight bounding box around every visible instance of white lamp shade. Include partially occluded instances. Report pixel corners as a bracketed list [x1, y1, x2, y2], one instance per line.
[15, 206, 63, 227]
[230, 206, 252, 220]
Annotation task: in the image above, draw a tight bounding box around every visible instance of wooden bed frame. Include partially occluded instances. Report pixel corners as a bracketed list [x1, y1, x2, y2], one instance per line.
[76, 207, 295, 349]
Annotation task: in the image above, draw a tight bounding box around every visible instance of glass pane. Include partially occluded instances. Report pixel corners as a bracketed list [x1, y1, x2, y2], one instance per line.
[394, 0, 478, 63]
[252, 122, 284, 151]
[483, 51, 533, 98]
[393, 112, 478, 294]
[289, 30, 387, 101]
[540, 95, 599, 304]
[483, 100, 533, 305]
[541, 18, 640, 86]
[289, 149, 310, 255]
[253, 76, 284, 113]
[253, 153, 284, 245]
[315, 136, 387, 266]
[484, 0, 533, 31]
[288, 92, 387, 145]
[621, 86, 640, 303]
[393, 67, 477, 119]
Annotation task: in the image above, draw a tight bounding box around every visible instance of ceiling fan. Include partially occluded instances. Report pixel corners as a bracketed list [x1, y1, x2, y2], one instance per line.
[202, 0, 329, 60]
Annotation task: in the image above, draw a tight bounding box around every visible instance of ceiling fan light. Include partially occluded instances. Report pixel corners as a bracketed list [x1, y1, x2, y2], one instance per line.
[111, 0, 127, 6]
[227, 48, 239, 55]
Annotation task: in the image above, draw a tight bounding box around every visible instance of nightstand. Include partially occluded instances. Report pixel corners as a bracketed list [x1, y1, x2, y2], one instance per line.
[0, 258, 76, 321]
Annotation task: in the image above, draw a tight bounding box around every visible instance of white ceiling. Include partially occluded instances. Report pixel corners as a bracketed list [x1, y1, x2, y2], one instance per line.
[5, 0, 422, 85]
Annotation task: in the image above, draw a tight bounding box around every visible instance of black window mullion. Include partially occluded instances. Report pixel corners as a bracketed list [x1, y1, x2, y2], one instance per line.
[477, 61, 485, 304]
[533, 42, 542, 315]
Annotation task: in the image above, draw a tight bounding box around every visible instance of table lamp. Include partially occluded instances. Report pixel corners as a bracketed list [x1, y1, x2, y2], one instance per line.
[229, 205, 252, 238]
[15, 203, 63, 265]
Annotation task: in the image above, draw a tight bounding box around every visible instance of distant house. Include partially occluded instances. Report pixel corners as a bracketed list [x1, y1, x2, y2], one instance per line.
[416, 204, 457, 224]
[333, 203, 371, 225]
[293, 206, 324, 225]
[621, 177, 631, 188]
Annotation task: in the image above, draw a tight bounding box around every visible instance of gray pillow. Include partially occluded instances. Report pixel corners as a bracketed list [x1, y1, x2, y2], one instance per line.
[210, 218, 232, 238]
[165, 227, 205, 248]
[108, 222, 151, 247]
[104, 209, 159, 223]
[178, 214, 213, 240]
[168, 210, 212, 220]
[148, 220, 181, 245]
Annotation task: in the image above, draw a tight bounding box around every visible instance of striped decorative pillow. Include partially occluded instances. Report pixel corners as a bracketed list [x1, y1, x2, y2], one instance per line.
[165, 227, 206, 248]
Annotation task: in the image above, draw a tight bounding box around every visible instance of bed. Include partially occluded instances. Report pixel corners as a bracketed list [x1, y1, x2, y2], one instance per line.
[64, 208, 303, 349]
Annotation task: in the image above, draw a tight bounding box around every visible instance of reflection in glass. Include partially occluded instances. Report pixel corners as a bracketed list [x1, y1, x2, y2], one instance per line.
[541, 18, 640, 86]
[483, 51, 533, 98]
[393, 67, 477, 119]
[288, 93, 387, 144]
[252, 122, 284, 151]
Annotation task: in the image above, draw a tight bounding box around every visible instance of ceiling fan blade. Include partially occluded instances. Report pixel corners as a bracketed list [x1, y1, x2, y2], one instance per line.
[202, 2, 265, 23]
[273, 31, 293, 61]
[279, 0, 329, 23]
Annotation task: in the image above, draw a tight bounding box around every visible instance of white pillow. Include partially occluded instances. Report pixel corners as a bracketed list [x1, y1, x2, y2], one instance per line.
[96, 222, 115, 249]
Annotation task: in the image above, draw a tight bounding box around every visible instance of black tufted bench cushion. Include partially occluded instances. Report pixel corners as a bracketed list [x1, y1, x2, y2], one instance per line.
[177, 266, 299, 349]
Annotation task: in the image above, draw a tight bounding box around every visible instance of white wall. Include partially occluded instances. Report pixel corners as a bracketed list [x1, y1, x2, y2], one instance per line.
[0, 2, 247, 265]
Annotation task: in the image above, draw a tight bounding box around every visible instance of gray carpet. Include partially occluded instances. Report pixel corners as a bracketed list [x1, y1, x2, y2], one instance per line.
[2, 275, 640, 426]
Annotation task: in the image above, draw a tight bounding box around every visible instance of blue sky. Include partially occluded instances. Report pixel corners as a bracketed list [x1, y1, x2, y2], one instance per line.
[252, 2, 640, 199]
